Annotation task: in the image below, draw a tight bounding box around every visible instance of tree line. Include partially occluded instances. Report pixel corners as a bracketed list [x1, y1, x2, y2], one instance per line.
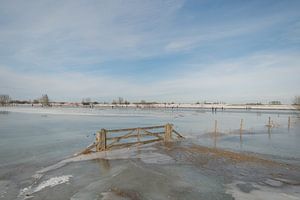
[0, 94, 49, 106]
[1, 94, 300, 106]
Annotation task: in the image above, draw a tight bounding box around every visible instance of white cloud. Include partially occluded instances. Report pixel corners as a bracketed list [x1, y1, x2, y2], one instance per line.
[0, 1, 299, 103]
[1, 52, 299, 103]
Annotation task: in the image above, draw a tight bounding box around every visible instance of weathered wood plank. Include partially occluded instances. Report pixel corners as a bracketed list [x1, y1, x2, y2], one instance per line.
[142, 129, 164, 139]
[105, 125, 165, 133]
[108, 138, 162, 149]
[107, 132, 164, 141]
[164, 123, 173, 142]
[107, 134, 139, 140]
[107, 129, 137, 147]
[75, 143, 96, 156]
[172, 129, 184, 138]
[96, 129, 107, 151]
[96, 131, 101, 151]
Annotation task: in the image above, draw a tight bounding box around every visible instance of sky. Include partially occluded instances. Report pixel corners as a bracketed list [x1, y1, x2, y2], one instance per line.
[0, 0, 300, 103]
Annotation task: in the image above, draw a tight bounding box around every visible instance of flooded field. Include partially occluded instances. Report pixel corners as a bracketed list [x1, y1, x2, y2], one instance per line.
[0, 107, 300, 199]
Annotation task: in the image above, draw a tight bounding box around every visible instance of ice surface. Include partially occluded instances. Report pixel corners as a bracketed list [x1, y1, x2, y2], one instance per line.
[226, 181, 300, 200]
[1, 107, 299, 199]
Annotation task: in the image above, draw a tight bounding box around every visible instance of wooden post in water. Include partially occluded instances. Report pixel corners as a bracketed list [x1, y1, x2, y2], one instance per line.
[96, 129, 106, 151]
[101, 129, 107, 151]
[240, 119, 243, 145]
[164, 123, 173, 142]
[288, 116, 291, 130]
[213, 120, 218, 148]
[137, 128, 140, 142]
[214, 120, 218, 135]
[96, 131, 101, 151]
[268, 117, 271, 139]
[240, 119, 244, 133]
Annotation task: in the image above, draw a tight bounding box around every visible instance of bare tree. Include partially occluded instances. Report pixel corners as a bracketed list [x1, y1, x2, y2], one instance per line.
[40, 94, 50, 106]
[85, 98, 91, 103]
[0, 94, 10, 106]
[33, 99, 39, 104]
[82, 98, 92, 106]
[112, 100, 117, 105]
[118, 97, 124, 104]
[294, 96, 300, 105]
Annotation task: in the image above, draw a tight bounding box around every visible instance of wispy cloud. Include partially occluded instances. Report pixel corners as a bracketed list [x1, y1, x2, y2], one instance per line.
[1, 51, 299, 103]
[0, 0, 184, 70]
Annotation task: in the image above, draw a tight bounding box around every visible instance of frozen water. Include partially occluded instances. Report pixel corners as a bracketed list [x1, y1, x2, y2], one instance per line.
[0, 107, 300, 199]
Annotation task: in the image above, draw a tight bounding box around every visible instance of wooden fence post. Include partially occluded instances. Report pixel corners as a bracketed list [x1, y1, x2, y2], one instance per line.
[137, 128, 140, 142]
[101, 129, 107, 151]
[164, 123, 173, 142]
[240, 119, 243, 134]
[96, 129, 107, 151]
[267, 117, 271, 139]
[214, 120, 218, 135]
[214, 120, 217, 148]
[240, 119, 243, 144]
[96, 131, 101, 151]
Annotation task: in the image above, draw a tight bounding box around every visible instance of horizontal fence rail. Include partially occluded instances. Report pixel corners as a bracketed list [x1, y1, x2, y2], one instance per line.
[76, 124, 184, 155]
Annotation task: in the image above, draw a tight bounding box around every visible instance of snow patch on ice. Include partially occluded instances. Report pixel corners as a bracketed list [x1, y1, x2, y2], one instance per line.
[19, 175, 72, 198]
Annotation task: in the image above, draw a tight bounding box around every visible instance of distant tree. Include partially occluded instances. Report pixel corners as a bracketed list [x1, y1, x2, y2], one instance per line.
[112, 100, 117, 105]
[40, 94, 50, 106]
[293, 96, 300, 105]
[140, 100, 146, 104]
[111, 97, 128, 104]
[82, 98, 91, 103]
[269, 101, 281, 105]
[81, 98, 92, 106]
[124, 100, 130, 105]
[0, 94, 10, 106]
[118, 97, 124, 104]
[33, 99, 39, 104]
[85, 98, 91, 103]
[11, 100, 30, 104]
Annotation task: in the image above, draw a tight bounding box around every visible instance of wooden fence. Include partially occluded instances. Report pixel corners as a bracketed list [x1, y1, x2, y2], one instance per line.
[77, 123, 184, 155]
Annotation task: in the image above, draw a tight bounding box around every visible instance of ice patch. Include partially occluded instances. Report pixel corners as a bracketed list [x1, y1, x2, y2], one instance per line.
[140, 152, 174, 164]
[0, 107, 172, 118]
[19, 175, 72, 198]
[226, 181, 300, 200]
[0, 180, 10, 198]
[36, 146, 173, 176]
[265, 178, 283, 187]
[101, 191, 131, 200]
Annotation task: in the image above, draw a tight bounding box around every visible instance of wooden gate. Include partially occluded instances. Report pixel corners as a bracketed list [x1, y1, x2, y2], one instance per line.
[77, 124, 184, 155]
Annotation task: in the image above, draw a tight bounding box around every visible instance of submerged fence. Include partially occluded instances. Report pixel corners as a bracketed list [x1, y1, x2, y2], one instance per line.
[77, 124, 184, 155]
[210, 115, 294, 148]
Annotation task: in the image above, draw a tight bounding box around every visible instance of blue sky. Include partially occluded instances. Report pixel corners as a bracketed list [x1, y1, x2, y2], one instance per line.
[0, 0, 299, 103]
